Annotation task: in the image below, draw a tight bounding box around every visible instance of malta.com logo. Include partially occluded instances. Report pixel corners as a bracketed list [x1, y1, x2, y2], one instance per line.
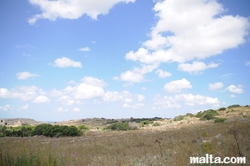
[190, 154, 246, 164]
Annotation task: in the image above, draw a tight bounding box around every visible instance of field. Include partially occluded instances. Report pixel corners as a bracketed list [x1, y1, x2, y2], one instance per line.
[1, 106, 250, 165]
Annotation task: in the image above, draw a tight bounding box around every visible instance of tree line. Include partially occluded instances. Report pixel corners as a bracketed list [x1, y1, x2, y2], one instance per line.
[0, 124, 83, 137]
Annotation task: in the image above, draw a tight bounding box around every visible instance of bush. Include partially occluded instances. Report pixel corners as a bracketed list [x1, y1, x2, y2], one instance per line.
[214, 118, 226, 123]
[139, 120, 153, 127]
[32, 124, 81, 137]
[218, 107, 226, 111]
[152, 122, 161, 126]
[185, 113, 194, 117]
[173, 115, 185, 121]
[104, 122, 132, 131]
[228, 104, 240, 108]
[197, 110, 219, 121]
[78, 124, 90, 131]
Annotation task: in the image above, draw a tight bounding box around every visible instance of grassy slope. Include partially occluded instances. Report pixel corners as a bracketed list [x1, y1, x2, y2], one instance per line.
[0, 106, 250, 166]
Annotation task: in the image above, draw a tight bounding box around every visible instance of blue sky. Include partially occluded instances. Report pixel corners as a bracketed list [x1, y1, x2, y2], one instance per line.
[0, 0, 250, 121]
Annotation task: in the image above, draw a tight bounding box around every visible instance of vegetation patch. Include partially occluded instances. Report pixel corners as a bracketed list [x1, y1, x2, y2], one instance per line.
[196, 109, 219, 121]
[214, 118, 227, 123]
[228, 104, 240, 108]
[103, 122, 134, 131]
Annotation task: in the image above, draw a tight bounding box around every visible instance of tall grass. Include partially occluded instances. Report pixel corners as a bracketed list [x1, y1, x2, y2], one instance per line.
[0, 120, 249, 166]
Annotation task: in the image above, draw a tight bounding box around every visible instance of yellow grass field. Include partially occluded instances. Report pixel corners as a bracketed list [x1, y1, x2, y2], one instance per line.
[1, 107, 250, 166]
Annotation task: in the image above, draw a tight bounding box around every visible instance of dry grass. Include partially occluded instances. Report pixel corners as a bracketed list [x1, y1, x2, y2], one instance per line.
[1, 118, 250, 166]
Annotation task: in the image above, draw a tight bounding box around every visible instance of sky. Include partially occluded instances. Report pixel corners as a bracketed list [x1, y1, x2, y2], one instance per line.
[0, 0, 250, 121]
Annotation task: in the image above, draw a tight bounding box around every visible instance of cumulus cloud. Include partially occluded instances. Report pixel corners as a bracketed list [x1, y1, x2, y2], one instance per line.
[51, 76, 106, 101]
[114, 64, 158, 84]
[122, 103, 144, 109]
[73, 83, 105, 99]
[58, 95, 75, 105]
[125, 0, 249, 64]
[153, 95, 180, 109]
[153, 93, 220, 109]
[178, 61, 219, 74]
[33, 95, 50, 103]
[81, 76, 107, 88]
[155, 69, 171, 78]
[137, 94, 145, 102]
[52, 57, 82, 68]
[28, 0, 135, 24]
[0, 86, 39, 101]
[0, 105, 12, 111]
[164, 78, 192, 93]
[226, 85, 244, 94]
[78, 47, 91, 52]
[103, 90, 145, 108]
[57, 107, 68, 112]
[175, 94, 220, 106]
[16, 72, 39, 80]
[209, 82, 224, 91]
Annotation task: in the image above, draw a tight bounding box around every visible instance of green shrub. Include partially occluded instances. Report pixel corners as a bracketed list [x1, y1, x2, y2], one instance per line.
[218, 107, 226, 111]
[198, 110, 218, 121]
[185, 113, 194, 117]
[78, 124, 90, 131]
[139, 120, 153, 127]
[173, 115, 185, 121]
[214, 118, 226, 123]
[104, 122, 132, 131]
[228, 104, 240, 108]
[152, 122, 161, 126]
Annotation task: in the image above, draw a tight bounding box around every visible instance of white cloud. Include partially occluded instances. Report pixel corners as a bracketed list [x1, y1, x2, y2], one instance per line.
[226, 85, 244, 94]
[114, 64, 158, 83]
[0, 88, 8, 98]
[28, 0, 135, 24]
[33, 95, 50, 103]
[58, 95, 75, 105]
[21, 104, 29, 110]
[125, 98, 133, 103]
[122, 103, 144, 109]
[164, 78, 192, 93]
[0, 105, 12, 111]
[81, 76, 107, 87]
[51, 76, 107, 103]
[57, 107, 68, 112]
[16, 72, 39, 80]
[209, 82, 224, 91]
[78, 47, 91, 52]
[137, 94, 145, 102]
[73, 107, 80, 112]
[178, 61, 219, 74]
[103, 90, 145, 108]
[245, 60, 250, 66]
[0, 86, 39, 101]
[103, 91, 124, 102]
[175, 94, 220, 106]
[53, 57, 82, 68]
[153, 95, 180, 109]
[73, 83, 105, 99]
[153, 93, 220, 109]
[18, 104, 29, 111]
[125, 0, 249, 64]
[155, 69, 171, 78]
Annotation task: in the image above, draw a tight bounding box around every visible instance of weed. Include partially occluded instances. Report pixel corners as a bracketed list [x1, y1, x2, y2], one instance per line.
[214, 118, 226, 123]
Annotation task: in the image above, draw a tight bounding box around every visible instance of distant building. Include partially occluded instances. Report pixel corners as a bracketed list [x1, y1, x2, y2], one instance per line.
[0, 119, 7, 126]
